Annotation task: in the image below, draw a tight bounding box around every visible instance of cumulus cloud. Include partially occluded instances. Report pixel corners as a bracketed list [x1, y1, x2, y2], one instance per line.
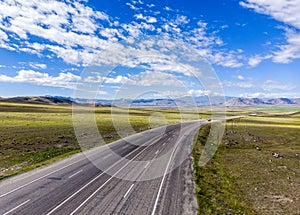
[188, 89, 211, 96]
[0, 70, 81, 89]
[240, 0, 300, 64]
[0, 0, 111, 64]
[0, 0, 247, 71]
[89, 37, 203, 77]
[272, 29, 300, 63]
[211, 51, 244, 68]
[134, 14, 157, 23]
[248, 54, 272, 67]
[240, 0, 300, 29]
[85, 71, 184, 87]
[0, 29, 8, 41]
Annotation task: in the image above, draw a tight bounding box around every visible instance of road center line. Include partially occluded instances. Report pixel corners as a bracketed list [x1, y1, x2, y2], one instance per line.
[68, 170, 83, 179]
[69, 137, 163, 215]
[102, 154, 111, 160]
[123, 184, 135, 198]
[0, 128, 167, 198]
[144, 161, 150, 169]
[47, 134, 164, 215]
[3, 199, 30, 215]
[151, 125, 200, 215]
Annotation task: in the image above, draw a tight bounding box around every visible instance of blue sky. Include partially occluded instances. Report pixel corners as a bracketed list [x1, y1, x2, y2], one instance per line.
[0, 0, 299, 99]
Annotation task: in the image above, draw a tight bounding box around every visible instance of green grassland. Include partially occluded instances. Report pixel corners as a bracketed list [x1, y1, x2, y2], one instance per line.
[1, 102, 299, 215]
[0, 102, 208, 180]
[193, 107, 300, 215]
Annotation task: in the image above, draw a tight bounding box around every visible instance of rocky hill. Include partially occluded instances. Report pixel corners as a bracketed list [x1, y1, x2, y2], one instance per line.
[225, 97, 298, 106]
[224, 98, 265, 106]
[0, 96, 74, 105]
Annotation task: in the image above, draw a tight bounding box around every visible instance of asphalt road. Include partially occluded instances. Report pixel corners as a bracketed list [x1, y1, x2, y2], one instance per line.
[0, 119, 215, 215]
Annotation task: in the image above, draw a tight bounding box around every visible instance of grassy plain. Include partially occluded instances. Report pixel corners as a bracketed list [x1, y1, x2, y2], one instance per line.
[193, 107, 300, 214]
[1, 102, 299, 214]
[0, 102, 206, 179]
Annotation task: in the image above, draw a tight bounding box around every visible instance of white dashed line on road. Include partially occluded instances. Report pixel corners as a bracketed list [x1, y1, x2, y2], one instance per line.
[3, 199, 30, 215]
[123, 184, 135, 198]
[68, 170, 83, 179]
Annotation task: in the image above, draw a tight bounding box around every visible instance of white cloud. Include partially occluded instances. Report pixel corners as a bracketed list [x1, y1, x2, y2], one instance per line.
[210, 51, 244, 68]
[0, 29, 8, 41]
[0, 0, 111, 64]
[188, 89, 211, 96]
[240, 92, 300, 98]
[272, 29, 300, 63]
[223, 80, 254, 88]
[106, 75, 131, 84]
[0, 70, 81, 89]
[237, 75, 245, 80]
[88, 38, 203, 77]
[262, 79, 295, 91]
[126, 2, 139, 11]
[164, 6, 172, 11]
[0, 0, 109, 44]
[248, 54, 272, 67]
[147, 61, 200, 76]
[240, 0, 300, 29]
[100, 28, 121, 40]
[147, 4, 155, 8]
[129, 71, 184, 86]
[174, 15, 190, 25]
[121, 22, 156, 37]
[29, 63, 47, 69]
[85, 71, 184, 87]
[152, 91, 187, 98]
[134, 14, 157, 23]
[0, 0, 245, 69]
[240, 0, 300, 63]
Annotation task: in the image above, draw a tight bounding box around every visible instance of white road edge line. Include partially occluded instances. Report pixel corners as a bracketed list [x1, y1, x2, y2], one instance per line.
[68, 170, 83, 179]
[3, 199, 30, 215]
[0, 158, 86, 198]
[151, 124, 199, 215]
[123, 184, 135, 198]
[0, 131, 159, 198]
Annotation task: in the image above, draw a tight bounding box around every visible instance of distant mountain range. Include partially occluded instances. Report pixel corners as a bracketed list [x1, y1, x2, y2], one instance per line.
[0, 96, 299, 107]
[224, 97, 300, 106]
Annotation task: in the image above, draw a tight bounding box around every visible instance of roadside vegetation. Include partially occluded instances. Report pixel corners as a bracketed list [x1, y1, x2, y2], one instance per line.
[2, 102, 299, 214]
[193, 108, 300, 214]
[0, 102, 206, 180]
